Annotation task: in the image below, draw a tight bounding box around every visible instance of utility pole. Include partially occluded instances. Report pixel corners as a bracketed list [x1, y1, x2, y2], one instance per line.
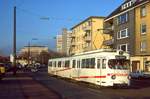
[13, 6, 17, 75]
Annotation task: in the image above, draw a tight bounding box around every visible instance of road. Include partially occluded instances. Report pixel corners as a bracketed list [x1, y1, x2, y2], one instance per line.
[30, 67, 150, 99]
[2, 67, 150, 99]
[0, 71, 61, 99]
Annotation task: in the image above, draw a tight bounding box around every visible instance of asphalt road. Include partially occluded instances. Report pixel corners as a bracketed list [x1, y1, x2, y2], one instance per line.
[29, 67, 150, 99]
[0, 71, 61, 99]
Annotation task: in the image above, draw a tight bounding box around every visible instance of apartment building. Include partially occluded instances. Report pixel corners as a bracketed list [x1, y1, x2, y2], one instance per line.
[104, 0, 136, 54]
[61, 28, 71, 55]
[131, 0, 150, 72]
[56, 35, 63, 53]
[70, 16, 111, 55]
[56, 28, 71, 55]
[104, 0, 150, 72]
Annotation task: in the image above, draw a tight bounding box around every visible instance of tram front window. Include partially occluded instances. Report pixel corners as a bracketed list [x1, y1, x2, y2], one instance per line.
[108, 59, 130, 70]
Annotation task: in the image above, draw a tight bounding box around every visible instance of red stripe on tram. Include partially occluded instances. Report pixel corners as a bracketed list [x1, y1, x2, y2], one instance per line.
[76, 76, 106, 79]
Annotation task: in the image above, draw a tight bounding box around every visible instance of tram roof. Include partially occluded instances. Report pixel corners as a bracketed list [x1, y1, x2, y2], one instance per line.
[73, 49, 117, 56]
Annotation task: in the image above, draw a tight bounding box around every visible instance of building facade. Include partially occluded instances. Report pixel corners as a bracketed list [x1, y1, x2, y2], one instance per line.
[131, 0, 150, 72]
[19, 45, 49, 64]
[104, 0, 136, 54]
[104, 0, 150, 72]
[56, 28, 71, 55]
[56, 35, 63, 53]
[70, 16, 111, 55]
[61, 28, 71, 55]
[20, 46, 49, 56]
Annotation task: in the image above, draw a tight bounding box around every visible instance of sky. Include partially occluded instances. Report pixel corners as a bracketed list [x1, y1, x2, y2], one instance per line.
[0, 0, 124, 56]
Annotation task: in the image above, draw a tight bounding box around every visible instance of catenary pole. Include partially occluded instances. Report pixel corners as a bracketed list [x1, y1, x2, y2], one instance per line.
[13, 6, 17, 75]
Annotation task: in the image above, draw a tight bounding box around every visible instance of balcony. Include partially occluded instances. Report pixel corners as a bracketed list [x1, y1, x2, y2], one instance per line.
[71, 41, 76, 46]
[84, 36, 91, 42]
[83, 26, 91, 31]
[71, 33, 75, 38]
[103, 38, 114, 46]
[104, 25, 114, 34]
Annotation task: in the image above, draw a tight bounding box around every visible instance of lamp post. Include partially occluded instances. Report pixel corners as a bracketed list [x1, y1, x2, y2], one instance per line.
[13, 6, 17, 75]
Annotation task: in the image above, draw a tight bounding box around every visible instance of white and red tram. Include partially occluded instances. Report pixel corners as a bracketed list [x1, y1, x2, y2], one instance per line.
[48, 49, 130, 86]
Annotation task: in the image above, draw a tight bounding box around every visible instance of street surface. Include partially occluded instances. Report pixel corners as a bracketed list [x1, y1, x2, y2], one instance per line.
[30, 68, 150, 99]
[0, 71, 61, 99]
[1, 68, 150, 99]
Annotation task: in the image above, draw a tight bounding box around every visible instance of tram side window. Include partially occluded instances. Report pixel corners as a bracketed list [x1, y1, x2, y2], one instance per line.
[49, 61, 52, 67]
[90, 58, 95, 68]
[102, 59, 106, 69]
[97, 59, 100, 69]
[85, 58, 95, 68]
[53, 61, 56, 67]
[58, 61, 61, 67]
[82, 59, 86, 68]
[65, 60, 70, 68]
[55, 61, 57, 67]
[72, 60, 76, 68]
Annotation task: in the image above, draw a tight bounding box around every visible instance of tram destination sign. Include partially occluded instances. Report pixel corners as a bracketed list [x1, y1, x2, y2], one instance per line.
[115, 55, 126, 59]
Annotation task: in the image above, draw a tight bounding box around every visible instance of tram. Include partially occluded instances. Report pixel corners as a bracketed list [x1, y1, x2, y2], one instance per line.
[48, 49, 130, 86]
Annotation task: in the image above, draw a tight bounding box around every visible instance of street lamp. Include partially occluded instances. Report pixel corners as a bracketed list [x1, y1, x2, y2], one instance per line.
[13, 6, 17, 75]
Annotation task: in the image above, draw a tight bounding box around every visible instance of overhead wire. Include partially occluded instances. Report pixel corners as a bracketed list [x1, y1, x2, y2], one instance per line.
[16, 7, 82, 22]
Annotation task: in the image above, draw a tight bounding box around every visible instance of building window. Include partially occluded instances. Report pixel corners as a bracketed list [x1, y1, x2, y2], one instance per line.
[141, 41, 146, 52]
[141, 6, 146, 17]
[117, 28, 128, 39]
[117, 44, 129, 52]
[117, 13, 128, 24]
[88, 21, 91, 26]
[87, 42, 90, 47]
[141, 24, 146, 34]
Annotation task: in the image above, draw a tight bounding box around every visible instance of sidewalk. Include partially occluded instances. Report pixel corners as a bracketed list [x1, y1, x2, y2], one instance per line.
[0, 71, 61, 99]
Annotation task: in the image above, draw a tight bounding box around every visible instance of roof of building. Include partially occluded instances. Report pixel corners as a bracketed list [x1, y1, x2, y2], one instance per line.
[71, 16, 105, 30]
[105, 0, 149, 21]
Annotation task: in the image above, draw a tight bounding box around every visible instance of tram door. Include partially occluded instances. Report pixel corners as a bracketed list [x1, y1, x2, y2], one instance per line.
[97, 58, 107, 85]
[77, 60, 81, 78]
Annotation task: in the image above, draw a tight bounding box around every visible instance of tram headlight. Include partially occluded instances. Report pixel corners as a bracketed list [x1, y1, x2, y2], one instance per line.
[111, 75, 116, 80]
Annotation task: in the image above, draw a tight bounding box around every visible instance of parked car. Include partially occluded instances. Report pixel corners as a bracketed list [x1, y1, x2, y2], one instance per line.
[31, 66, 38, 72]
[143, 72, 150, 78]
[34, 63, 41, 68]
[130, 71, 144, 79]
[5, 62, 13, 72]
[0, 63, 6, 80]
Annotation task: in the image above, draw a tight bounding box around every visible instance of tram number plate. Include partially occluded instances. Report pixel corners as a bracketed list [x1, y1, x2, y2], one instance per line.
[115, 55, 126, 59]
